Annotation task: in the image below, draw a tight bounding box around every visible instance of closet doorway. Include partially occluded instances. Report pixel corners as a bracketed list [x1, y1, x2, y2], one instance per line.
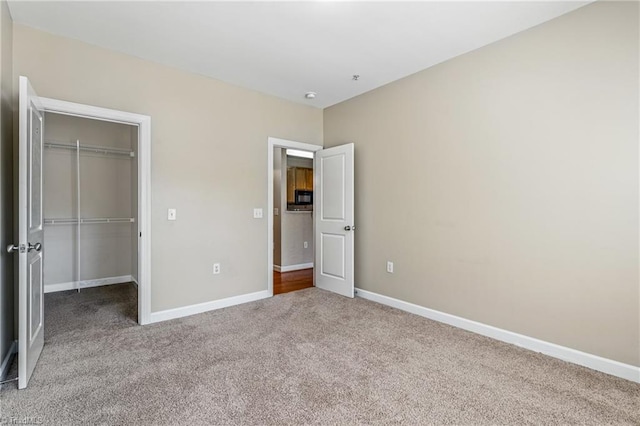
[38, 96, 151, 326]
[43, 113, 138, 316]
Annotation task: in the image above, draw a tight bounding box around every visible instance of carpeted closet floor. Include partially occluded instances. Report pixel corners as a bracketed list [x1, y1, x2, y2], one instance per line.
[1, 284, 638, 425]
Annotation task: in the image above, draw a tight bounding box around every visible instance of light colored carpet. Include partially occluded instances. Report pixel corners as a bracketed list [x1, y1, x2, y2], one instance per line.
[1, 284, 638, 425]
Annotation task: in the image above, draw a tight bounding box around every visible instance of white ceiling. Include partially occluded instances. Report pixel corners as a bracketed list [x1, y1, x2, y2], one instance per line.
[7, 1, 590, 109]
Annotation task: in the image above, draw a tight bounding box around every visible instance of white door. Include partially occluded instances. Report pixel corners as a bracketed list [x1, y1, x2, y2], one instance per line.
[314, 143, 354, 298]
[13, 76, 45, 389]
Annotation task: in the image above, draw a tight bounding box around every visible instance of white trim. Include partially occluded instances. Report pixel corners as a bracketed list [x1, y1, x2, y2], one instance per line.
[267, 137, 322, 297]
[0, 341, 17, 381]
[39, 97, 150, 126]
[274, 263, 314, 273]
[44, 275, 135, 293]
[39, 96, 152, 325]
[149, 290, 271, 324]
[355, 288, 640, 383]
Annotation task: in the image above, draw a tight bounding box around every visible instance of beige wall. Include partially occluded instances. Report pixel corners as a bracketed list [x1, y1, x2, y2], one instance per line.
[324, 1, 639, 366]
[286, 156, 313, 169]
[0, 0, 13, 372]
[13, 24, 323, 311]
[42, 113, 136, 286]
[280, 210, 313, 267]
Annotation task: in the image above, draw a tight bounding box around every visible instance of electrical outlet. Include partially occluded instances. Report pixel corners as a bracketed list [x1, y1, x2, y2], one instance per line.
[168, 208, 177, 221]
[253, 208, 263, 219]
[213, 263, 221, 275]
[303, 241, 308, 249]
[386, 261, 394, 273]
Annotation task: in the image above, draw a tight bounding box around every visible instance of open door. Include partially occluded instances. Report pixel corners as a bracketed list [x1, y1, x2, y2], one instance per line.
[314, 143, 354, 298]
[10, 76, 45, 389]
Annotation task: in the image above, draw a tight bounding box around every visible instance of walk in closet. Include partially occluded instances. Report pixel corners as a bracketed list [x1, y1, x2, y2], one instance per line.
[43, 113, 138, 294]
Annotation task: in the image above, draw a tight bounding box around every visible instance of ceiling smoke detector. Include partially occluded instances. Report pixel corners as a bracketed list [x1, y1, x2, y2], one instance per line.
[304, 92, 317, 99]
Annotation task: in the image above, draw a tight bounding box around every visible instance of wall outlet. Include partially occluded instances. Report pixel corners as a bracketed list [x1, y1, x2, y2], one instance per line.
[167, 208, 177, 221]
[303, 241, 308, 249]
[386, 261, 394, 273]
[213, 263, 221, 275]
[253, 208, 263, 219]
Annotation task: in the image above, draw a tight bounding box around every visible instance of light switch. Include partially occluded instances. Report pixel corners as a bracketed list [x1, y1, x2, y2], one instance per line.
[168, 208, 177, 221]
[274, 208, 279, 216]
[253, 208, 263, 219]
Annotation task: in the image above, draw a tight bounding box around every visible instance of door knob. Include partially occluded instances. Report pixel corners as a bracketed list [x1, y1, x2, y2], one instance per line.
[7, 243, 42, 253]
[344, 226, 351, 231]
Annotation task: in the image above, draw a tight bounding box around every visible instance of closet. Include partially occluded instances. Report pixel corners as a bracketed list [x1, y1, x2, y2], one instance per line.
[42, 113, 138, 293]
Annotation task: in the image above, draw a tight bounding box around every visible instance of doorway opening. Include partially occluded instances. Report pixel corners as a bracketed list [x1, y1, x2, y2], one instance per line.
[273, 148, 314, 295]
[42, 112, 139, 326]
[267, 138, 322, 296]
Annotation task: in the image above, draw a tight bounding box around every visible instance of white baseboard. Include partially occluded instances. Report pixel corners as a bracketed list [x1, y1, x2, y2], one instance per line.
[274, 263, 313, 273]
[44, 275, 135, 293]
[355, 288, 640, 383]
[149, 290, 271, 324]
[0, 340, 17, 381]
[131, 275, 139, 288]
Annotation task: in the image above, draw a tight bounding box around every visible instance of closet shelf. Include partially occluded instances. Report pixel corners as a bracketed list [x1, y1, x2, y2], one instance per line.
[44, 141, 135, 158]
[44, 217, 135, 225]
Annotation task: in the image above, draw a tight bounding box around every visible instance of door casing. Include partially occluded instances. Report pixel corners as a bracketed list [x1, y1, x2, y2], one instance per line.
[38, 97, 152, 325]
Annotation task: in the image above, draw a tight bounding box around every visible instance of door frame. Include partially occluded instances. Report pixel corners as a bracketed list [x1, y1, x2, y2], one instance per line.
[267, 137, 322, 296]
[39, 97, 152, 325]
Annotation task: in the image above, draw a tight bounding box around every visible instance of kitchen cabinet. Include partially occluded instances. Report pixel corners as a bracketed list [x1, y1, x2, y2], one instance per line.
[305, 168, 313, 190]
[287, 168, 295, 203]
[295, 168, 307, 191]
[287, 167, 313, 204]
[295, 167, 313, 190]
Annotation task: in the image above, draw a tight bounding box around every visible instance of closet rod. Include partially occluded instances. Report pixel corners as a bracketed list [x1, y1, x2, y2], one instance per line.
[44, 217, 136, 225]
[44, 141, 135, 157]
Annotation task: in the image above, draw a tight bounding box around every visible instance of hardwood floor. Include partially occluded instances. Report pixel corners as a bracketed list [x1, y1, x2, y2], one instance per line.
[274, 268, 313, 295]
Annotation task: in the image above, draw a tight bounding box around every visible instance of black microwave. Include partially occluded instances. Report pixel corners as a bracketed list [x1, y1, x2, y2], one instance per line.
[295, 190, 313, 205]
